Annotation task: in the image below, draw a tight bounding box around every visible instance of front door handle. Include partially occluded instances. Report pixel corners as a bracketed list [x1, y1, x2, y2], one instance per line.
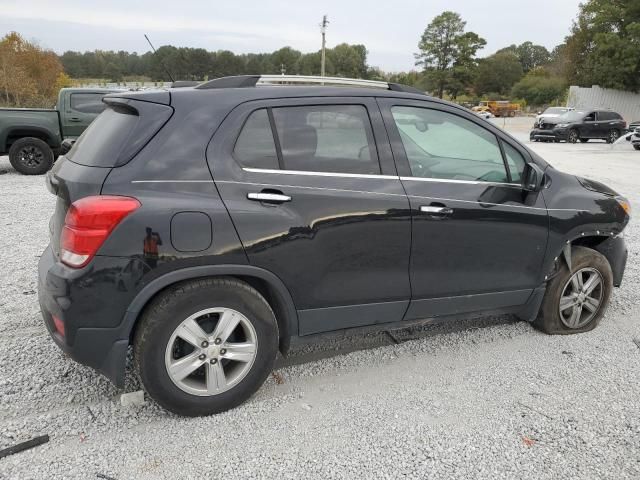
[247, 192, 291, 203]
[420, 205, 453, 216]
[68, 117, 82, 122]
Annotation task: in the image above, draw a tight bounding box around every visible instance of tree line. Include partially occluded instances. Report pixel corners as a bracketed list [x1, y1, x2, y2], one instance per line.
[0, 0, 638, 108]
[60, 44, 371, 83]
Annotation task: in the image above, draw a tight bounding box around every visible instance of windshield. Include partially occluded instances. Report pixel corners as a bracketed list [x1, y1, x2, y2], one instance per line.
[558, 111, 585, 122]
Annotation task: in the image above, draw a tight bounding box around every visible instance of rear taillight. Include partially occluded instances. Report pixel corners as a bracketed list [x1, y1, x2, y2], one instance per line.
[52, 314, 65, 337]
[60, 196, 140, 268]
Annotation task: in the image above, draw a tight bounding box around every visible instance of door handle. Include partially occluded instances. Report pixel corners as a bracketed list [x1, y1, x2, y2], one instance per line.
[420, 205, 453, 216]
[247, 192, 291, 203]
[68, 117, 82, 122]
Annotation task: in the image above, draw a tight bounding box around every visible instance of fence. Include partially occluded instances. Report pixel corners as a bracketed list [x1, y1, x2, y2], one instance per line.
[567, 85, 640, 124]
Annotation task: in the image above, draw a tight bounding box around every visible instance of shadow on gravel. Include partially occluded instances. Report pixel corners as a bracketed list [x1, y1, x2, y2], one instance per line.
[277, 314, 519, 368]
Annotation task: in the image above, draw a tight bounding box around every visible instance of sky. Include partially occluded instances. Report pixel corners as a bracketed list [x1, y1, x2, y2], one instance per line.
[0, 0, 583, 72]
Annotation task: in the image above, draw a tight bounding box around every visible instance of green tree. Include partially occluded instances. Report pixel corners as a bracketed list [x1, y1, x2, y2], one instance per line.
[498, 42, 551, 73]
[562, 0, 640, 91]
[474, 51, 524, 96]
[415, 11, 486, 98]
[511, 70, 566, 106]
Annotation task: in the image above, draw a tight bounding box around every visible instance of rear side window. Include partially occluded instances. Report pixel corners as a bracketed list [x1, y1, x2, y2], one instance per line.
[70, 93, 107, 114]
[67, 101, 173, 167]
[233, 109, 278, 169]
[272, 105, 380, 175]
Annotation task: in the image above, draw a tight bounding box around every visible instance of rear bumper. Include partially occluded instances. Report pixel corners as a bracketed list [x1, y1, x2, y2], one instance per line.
[530, 128, 568, 141]
[38, 246, 131, 387]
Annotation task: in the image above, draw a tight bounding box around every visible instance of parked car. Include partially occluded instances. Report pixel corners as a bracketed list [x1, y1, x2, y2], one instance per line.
[530, 109, 626, 143]
[475, 110, 494, 120]
[0, 87, 120, 174]
[39, 75, 630, 416]
[534, 106, 574, 126]
[628, 120, 640, 133]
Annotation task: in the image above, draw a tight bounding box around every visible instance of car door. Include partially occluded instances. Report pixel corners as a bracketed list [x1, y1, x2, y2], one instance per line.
[208, 97, 412, 335]
[378, 98, 549, 320]
[61, 91, 109, 138]
[581, 111, 599, 139]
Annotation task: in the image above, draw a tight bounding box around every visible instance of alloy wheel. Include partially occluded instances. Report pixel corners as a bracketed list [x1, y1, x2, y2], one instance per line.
[165, 307, 258, 396]
[609, 130, 619, 143]
[568, 130, 579, 143]
[558, 268, 604, 329]
[17, 145, 44, 168]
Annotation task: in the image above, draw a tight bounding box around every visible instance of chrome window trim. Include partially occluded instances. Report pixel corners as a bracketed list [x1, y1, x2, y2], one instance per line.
[399, 176, 522, 188]
[242, 167, 398, 180]
[409, 194, 588, 212]
[131, 180, 214, 183]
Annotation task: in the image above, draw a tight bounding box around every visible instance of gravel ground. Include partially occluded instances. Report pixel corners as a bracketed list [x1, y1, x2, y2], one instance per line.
[0, 118, 639, 479]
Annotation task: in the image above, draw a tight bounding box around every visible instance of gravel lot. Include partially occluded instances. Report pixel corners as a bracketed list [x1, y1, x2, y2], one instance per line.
[0, 117, 639, 479]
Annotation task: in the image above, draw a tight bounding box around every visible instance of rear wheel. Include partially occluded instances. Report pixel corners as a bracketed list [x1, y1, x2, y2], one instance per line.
[607, 129, 620, 144]
[534, 247, 612, 334]
[134, 278, 279, 416]
[568, 129, 580, 143]
[8, 137, 54, 175]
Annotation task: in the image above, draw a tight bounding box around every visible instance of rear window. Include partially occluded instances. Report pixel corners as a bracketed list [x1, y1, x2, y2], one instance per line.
[67, 106, 139, 167]
[66, 100, 173, 168]
[70, 93, 107, 114]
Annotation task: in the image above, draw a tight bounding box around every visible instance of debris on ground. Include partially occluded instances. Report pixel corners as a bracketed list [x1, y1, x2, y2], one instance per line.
[0, 435, 49, 459]
[120, 391, 145, 407]
[271, 371, 285, 384]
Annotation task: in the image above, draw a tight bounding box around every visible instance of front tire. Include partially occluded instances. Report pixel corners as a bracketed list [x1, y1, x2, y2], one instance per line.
[534, 247, 612, 335]
[568, 129, 580, 144]
[134, 278, 279, 416]
[8, 137, 54, 175]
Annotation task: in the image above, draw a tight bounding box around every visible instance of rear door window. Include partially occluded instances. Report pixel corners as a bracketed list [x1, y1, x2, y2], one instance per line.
[272, 105, 381, 175]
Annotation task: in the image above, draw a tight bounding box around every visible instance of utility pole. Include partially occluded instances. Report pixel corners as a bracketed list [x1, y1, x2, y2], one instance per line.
[320, 15, 329, 78]
[281, 63, 286, 76]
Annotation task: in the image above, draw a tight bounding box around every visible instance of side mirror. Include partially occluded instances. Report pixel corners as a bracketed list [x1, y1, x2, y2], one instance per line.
[524, 163, 545, 192]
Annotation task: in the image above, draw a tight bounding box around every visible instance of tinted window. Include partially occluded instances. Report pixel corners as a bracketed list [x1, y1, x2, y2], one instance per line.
[233, 109, 278, 169]
[502, 142, 526, 183]
[70, 93, 107, 114]
[272, 105, 380, 174]
[391, 106, 508, 183]
[598, 111, 621, 121]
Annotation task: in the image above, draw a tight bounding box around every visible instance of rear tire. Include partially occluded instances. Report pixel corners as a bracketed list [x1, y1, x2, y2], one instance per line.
[8, 137, 54, 175]
[134, 278, 279, 416]
[534, 247, 612, 335]
[606, 129, 620, 144]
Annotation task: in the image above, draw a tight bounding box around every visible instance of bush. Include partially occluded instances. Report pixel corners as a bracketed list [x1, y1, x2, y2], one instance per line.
[511, 74, 566, 107]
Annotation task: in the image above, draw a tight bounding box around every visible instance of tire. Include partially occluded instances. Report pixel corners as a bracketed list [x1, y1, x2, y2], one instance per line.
[8, 137, 54, 175]
[606, 129, 620, 144]
[568, 129, 580, 144]
[134, 278, 279, 416]
[633, 144, 640, 151]
[580, 139, 589, 143]
[534, 246, 613, 335]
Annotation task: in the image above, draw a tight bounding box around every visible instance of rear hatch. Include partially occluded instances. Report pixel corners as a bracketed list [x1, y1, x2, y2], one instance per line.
[46, 93, 173, 258]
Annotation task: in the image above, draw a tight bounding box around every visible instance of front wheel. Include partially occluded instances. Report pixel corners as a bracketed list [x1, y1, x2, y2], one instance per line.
[568, 129, 580, 143]
[534, 246, 612, 334]
[8, 137, 54, 175]
[134, 278, 279, 416]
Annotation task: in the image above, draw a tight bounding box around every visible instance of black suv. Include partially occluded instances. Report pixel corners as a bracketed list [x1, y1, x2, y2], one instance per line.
[39, 76, 630, 416]
[530, 109, 626, 143]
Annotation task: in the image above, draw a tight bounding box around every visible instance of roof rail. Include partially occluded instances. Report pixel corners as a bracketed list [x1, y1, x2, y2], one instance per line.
[195, 75, 426, 95]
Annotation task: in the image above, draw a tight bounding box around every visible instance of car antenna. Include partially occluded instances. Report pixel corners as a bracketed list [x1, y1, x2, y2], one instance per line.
[144, 34, 175, 83]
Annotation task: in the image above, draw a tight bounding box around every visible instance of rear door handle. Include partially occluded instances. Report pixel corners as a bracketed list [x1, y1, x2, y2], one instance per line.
[247, 192, 291, 203]
[420, 205, 453, 216]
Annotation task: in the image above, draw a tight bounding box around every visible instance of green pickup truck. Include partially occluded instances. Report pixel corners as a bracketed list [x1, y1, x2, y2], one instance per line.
[0, 87, 120, 175]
